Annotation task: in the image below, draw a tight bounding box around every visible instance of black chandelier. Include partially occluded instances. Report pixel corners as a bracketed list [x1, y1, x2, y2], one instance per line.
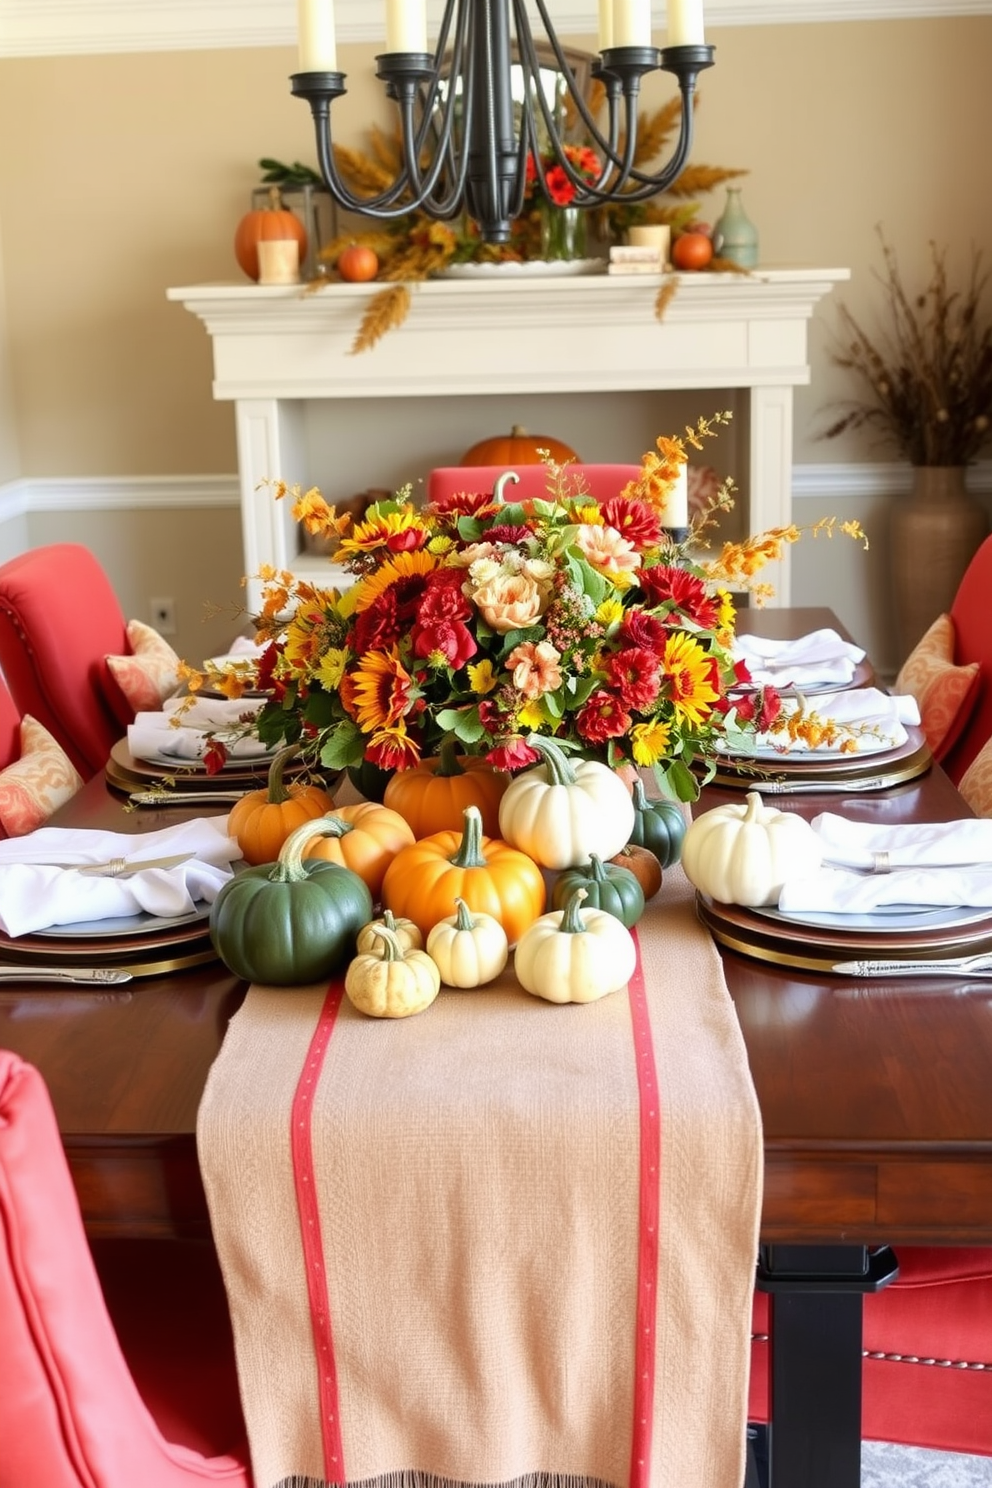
[291, 1, 714, 244]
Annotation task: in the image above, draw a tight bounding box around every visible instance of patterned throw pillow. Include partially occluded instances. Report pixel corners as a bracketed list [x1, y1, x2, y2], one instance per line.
[105, 619, 182, 714]
[893, 613, 980, 761]
[0, 715, 84, 837]
[959, 734, 992, 818]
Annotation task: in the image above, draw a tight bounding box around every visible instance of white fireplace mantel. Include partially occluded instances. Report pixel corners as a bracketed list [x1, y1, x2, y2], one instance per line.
[168, 266, 848, 609]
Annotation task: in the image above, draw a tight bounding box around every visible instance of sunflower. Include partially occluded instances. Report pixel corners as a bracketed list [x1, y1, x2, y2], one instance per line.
[349, 649, 415, 732]
[661, 630, 720, 728]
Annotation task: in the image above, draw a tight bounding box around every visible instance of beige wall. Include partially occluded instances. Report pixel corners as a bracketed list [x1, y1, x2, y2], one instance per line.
[0, 17, 990, 665]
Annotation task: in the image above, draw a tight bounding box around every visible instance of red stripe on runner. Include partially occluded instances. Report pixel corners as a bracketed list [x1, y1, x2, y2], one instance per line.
[291, 981, 348, 1485]
[627, 929, 661, 1488]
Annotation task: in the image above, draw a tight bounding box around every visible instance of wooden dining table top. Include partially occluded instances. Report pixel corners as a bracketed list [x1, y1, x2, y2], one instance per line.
[2, 607, 992, 1248]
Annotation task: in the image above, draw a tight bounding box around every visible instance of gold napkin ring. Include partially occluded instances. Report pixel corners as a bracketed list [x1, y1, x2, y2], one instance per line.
[870, 851, 891, 874]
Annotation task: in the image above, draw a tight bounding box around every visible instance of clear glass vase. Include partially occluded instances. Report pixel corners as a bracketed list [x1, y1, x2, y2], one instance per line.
[539, 202, 586, 262]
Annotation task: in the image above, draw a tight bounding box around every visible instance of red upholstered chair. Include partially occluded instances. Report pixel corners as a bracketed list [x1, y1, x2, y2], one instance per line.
[0, 1050, 251, 1488]
[0, 670, 20, 770]
[0, 544, 135, 780]
[749, 1249, 992, 1456]
[941, 532, 992, 785]
[427, 463, 643, 505]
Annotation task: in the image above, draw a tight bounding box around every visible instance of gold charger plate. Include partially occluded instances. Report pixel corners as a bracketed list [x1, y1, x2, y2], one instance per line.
[706, 727, 932, 793]
[106, 739, 282, 793]
[697, 892, 992, 973]
[0, 907, 219, 978]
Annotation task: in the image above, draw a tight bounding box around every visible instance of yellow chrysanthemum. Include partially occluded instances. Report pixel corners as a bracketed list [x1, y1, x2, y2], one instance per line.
[630, 720, 672, 767]
[351, 549, 438, 612]
[467, 659, 498, 695]
[595, 598, 625, 632]
[573, 505, 605, 526]
[662, 630, 720, 728]
[315, 647, 348, 691]
[516, 699, 548, 731]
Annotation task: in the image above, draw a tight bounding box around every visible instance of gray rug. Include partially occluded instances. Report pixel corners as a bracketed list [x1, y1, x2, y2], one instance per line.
[861, 1442, 992, 1486]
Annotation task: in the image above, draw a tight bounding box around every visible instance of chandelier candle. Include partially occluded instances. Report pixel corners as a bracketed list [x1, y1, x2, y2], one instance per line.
[290, 0, 714, 244]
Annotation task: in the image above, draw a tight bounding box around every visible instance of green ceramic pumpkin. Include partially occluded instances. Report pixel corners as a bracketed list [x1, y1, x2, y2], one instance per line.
[551, 853, 645, 928]
[209, 817, 373, 984]
[628, 777, 687, 868]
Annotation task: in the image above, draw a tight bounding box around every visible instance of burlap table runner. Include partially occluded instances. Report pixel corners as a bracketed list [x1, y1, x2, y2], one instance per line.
[197, 863, 762, 1488]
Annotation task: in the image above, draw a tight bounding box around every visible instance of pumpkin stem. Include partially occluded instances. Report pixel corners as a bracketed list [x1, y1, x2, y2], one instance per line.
[449, 805, 488, 869]
[272, 816, 349, 881]
[435, 736, 466, 778]
[369, 925, 404, 962]
[266, 742, 301, 805]
[312, 813, 354, 839]
[631, 776, 649, 811]
[587, 854, 607, 882]
[744, 791, 764, 821]
[523, 733, 577, 787]
[266, 185, 284, 210]
[453, 896, 476, 932]
[559, 887, 589, 935]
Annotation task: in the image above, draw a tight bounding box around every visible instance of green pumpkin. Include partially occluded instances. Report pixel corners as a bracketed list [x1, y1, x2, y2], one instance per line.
[551, 853, 645, 929]
[347, 758, 395, 803]
[628, 777, 687, 868]
[209, 817, 373, 985]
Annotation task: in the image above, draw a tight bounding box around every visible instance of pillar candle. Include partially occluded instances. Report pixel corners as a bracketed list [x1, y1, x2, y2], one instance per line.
[297, 0, 337, 71]
[386, 0, 428, 53]
[667, 0, 706, 46]
[257, 239, 301, 285]
[612, 0, 652, 47]
[598, 0, 613, 49]
[660, 463, 689, 529]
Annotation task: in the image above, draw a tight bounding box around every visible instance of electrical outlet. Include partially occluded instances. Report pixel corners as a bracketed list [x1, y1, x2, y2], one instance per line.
[150, 597, 177, 636]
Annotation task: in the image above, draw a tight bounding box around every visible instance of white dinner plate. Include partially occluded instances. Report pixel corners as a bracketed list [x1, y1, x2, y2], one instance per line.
[35, 903, 213, 940]
[753, 904, 992, 934]
[718, 727, 906, 762]
[133, 746, 277, 772]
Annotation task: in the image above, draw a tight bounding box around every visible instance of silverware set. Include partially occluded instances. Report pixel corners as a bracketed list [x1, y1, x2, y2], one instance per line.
[128, 790, 250, 807]
[832, 954, 992, 980]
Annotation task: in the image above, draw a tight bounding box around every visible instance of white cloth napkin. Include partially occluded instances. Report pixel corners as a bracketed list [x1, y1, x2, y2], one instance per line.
[127, 696, 271, 764]
[0, 818, 241, 938]
[732, 628, 866, 689]
[205, 636, 268, 668]
[750, 688, 920, 755]
[778, 814, 992, 914]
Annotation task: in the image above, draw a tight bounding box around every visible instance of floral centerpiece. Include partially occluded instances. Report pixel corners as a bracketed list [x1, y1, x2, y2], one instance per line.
[187, 415, 867, 800]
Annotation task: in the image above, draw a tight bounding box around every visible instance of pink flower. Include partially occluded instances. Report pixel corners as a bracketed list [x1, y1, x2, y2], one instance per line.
[573, 524, 641, 577]
[486, 736, 541, 771]
[506, 640, 564, 699]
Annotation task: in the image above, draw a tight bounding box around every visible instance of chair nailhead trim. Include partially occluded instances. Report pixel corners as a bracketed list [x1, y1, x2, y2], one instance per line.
[752, 1335, 991, 1370]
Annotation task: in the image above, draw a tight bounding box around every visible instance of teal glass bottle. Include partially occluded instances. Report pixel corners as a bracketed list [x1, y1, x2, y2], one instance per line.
[713, 188, 759, 269]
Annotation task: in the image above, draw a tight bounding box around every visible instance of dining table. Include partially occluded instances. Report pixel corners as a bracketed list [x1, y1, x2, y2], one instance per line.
[2, 605, 991, 1488]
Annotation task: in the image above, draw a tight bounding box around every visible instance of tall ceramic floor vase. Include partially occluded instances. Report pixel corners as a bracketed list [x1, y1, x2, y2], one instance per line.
[889, 466, 988, 660]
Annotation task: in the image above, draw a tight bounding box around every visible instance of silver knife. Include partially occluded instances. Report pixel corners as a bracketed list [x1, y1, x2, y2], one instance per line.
[40, 853, 196, 877]
[0, 967, 134, 985]
[833, 954, 992, 979]
[757, 776, 892, 795]
[129, 790, 249, 806]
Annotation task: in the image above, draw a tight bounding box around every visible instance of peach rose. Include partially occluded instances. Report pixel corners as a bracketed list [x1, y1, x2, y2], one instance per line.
[471, 571, 547, 633]
[574, 523, 641, 577]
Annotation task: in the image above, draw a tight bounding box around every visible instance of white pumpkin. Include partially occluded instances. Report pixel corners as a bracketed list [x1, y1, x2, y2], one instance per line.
[680, 790, 822, 907]
[426, 897, 509, 988]
[498, 736, 635, 870]
[514, 888, 637, 1004]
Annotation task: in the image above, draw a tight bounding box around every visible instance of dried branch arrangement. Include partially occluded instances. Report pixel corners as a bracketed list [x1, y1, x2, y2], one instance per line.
[821, 231, 992, 466]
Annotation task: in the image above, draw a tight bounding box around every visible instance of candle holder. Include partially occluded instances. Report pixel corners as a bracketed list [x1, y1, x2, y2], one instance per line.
[290, 2, 714, 245]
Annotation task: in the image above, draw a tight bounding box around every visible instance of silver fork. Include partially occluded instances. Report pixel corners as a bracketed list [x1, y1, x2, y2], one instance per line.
[832, 953, 992, 979]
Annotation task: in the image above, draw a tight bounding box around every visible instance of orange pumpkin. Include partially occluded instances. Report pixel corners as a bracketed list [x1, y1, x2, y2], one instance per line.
[234, 187, 308, 282]
[383, 738, 508, 838]
[607, 844, 663, 901]
[227, 745, 335, 865]
[302, 801, 415, 900]
[459, 424, 578, 467]
[381, 805, 545, 942]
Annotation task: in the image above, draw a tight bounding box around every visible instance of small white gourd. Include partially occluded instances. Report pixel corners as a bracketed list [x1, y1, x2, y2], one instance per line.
[680, 790, 822, 907]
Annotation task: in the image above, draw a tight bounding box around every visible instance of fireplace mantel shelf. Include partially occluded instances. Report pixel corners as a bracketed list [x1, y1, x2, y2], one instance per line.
[169, 266, 848, 606]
